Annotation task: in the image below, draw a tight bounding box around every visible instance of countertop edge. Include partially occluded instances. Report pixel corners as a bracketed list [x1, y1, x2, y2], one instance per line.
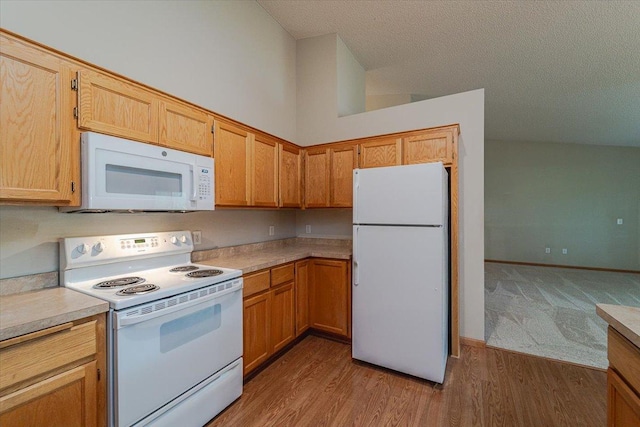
[596, 304, 640, 349]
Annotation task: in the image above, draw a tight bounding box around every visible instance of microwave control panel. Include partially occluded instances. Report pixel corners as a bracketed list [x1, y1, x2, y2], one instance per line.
[198, 171, 212, 199]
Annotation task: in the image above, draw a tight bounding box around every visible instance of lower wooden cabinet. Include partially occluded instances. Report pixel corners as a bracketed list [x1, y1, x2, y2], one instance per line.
[606, 326, 640, 426]
[295, 260, 310, 335]
[243, 291, 271, 376]
[309, 259, 351, 338]
[270, 282, 295, 353]
[0, 314, 105, 427]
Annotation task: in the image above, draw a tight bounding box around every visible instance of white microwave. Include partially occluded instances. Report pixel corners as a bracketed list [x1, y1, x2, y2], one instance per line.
[62, 132, 214, 212]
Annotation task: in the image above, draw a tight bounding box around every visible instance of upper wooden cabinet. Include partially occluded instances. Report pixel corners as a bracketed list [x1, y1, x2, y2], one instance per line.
[359, 137, 402, 169]
[251, 134, 279, 207]
[0, 33, 78, 206]
[213, 120, 251, 206]
[76, 68, 159, 144]
[329, 145, 357, 208]
[403, 126, 456, 165]
[304, 147, 330, 208]
[159, 100, 213, 156]
[279, 144, 302, 208]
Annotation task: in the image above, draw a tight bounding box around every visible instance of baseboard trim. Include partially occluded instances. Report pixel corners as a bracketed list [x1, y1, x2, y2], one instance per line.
[460, 337, 486, 348]
[485, 259, 640, 274]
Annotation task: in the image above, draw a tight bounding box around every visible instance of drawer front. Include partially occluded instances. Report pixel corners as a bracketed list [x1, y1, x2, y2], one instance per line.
[271, 263, 294, 287]
[608, 327, 640, 393]
[243, 270, 271, 298]
[0, 320, 97, 393]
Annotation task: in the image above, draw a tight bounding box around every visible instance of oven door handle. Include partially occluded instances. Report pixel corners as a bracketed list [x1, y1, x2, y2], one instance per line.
[116, 285, 241, 329]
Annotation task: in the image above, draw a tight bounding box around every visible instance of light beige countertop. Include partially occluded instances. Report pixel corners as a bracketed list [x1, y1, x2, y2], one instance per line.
[596, 303, 640, 348]
[193, 238, 352, 274]
[0, 287, 109, 341]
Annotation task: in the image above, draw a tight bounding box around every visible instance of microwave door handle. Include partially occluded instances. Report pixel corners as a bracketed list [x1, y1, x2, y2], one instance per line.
[190, 166, 197, 201]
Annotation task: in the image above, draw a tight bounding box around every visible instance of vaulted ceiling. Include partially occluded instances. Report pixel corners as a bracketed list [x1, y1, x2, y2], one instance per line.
[258, 1, 640, 147]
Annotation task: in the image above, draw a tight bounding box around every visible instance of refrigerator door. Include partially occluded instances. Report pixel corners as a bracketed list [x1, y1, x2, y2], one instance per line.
[352, 224, 448, 383]
[353, 162, 447, 226]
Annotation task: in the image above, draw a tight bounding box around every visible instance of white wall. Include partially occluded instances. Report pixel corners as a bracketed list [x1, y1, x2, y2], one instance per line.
[0, 1, 299, 280]
[366, 94, 413, 112]
[0, 0, 297, 141]
[296, 209, 353, 239]
[337, 36, 365, 117]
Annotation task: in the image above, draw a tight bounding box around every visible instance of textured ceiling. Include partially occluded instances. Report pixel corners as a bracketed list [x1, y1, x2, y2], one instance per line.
[258, 0, 640, 147]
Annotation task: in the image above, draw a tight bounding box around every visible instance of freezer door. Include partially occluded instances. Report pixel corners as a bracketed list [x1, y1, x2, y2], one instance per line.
[353, 162, 447, 226]
[352, 225, 448, 383]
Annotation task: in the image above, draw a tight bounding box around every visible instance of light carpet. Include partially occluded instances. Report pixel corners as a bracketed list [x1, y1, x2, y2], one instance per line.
[485, 262, 640, 369]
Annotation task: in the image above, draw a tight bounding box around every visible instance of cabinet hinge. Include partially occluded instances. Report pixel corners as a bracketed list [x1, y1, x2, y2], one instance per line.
[211, 124, 215, 134]
[357, 146, 361, 155]
[97, 368, 101, 381]
[71, 78, 78, 91]
[73, 107, 78, 119]
[71, 181, 76, 193]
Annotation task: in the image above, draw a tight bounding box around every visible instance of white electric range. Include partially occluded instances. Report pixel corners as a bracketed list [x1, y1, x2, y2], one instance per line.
[60, 231, 243, 427]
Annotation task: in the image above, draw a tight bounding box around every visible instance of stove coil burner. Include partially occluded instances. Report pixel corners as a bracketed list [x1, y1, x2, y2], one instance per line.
[93, 277, 145, 289]
[186, 269, 224, 278]
[169, 265, 200, 273]
[116, 284, 159, 296]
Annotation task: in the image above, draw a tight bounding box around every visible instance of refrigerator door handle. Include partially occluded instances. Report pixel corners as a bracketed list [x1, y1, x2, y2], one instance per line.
[353, 226, 359, 286]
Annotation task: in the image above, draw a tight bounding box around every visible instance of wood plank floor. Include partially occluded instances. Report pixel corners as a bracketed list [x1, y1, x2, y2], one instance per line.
[207, 336, 606, 426]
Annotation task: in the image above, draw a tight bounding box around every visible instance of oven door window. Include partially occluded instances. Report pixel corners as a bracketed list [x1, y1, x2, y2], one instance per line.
[159, 304, 221, 353]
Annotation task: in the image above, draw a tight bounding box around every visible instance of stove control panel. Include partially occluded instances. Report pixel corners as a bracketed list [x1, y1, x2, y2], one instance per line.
[60, 230, 194, 269]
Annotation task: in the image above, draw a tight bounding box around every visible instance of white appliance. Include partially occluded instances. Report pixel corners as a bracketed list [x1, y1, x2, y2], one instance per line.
[352, 162, 449, 383]
[61, 132, 214, 212]
[60, 231, 242, 427]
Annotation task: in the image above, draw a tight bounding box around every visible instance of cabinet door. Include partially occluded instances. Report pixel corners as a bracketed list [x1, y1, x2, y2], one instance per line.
[0, 34, 77, 205]
[0, 361, 97, 427]
[309, 259, 349, 337]
[329, 145, 357, 207]
[251, 134, 278, 207]
[295, 260, 310, 336]
[270, 283, 295, 353]
[243, 292, 271, 376]
[608, 368, 640, 426]
[359, 138, 402, 169]
[403, 128, 454, 165]
[77, 69, 159, 144]
[214, 121, 251, 206]
[304, 148, 330, 208]
[279, 144, 302, 208]
[159, 100, 213, 156]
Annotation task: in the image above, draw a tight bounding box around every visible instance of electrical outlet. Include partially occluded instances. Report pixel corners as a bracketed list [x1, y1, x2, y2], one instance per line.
[545, 247, 551, 254]
[269, 225, 275, 236]
[617, 218, 623, 225]
[306, 225, 311, 234]
[193, 231, 202, 245]
[562, 248, 568, 255]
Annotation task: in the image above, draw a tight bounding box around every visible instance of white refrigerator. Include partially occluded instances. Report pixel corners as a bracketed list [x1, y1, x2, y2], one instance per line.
[352, 162, 449, 383]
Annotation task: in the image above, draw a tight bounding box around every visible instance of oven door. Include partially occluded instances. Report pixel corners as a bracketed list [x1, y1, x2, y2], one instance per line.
[112, 285, 242, 427]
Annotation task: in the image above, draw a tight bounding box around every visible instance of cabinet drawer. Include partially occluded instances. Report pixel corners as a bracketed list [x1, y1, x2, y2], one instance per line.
[608, 327, 640, 393]
[243, 270, 270, 298]
[0, 320, 97, 393]
[271, 263, 294, 287]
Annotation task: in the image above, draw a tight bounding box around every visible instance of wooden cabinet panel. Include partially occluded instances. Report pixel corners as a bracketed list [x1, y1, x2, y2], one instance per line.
[403, 128, 454, 165]
[270, 283, 295, 353]
[608, 368, 640, 426]
[214, 120, 251, 206]
[309, 259, 349, 337]
[243, 292, 271, 376]
[304, 148, 330, 208]
[159, 100, 213, 156]
[329, 145, 357, 207]
[243, 270, 270, 298]
[608, 327, 640, 393]
[251, 134, 278, 207]
[279, 144, 302, 208]
[77, 69, 159, 144]
[0, 34, 77, 205]
[271, 263, 294, 287]
[359, 138, 402, 169]
[295, 260, 310, 336]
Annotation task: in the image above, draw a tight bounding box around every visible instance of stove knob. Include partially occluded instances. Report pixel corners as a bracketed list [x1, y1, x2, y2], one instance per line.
[170, 236, 178, 244]
[77, 244, 90, 254]
[94, 242, 106, 253]
[179, 235, 187, 243]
